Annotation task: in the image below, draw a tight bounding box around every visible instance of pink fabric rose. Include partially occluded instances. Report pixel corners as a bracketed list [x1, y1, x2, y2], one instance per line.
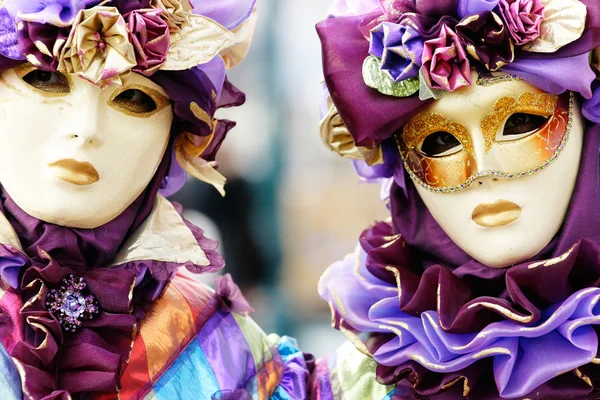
[421, 24, 472, 92]
[499, 0, 544, 46]
[125, 8, 170, 76]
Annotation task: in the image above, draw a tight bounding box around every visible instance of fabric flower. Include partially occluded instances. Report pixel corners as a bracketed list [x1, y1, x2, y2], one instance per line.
[421, 24, 471, 92]
[369, 22, 424, 82]
[151, 0, 192, 31]
[498, 0, 544, 46]
[58, 6, 137, 86]
[125, 8, 170, 75]
[4, 0, 98, 27]
[214, 273, 254, 316]
[17, 21, 70, 70]
[456, 11, 515, 71]
[522, 0, 587, 53]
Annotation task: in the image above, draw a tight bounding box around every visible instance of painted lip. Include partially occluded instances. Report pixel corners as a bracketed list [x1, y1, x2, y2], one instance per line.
[48, 159, 99, 186]
[472, 200, 522, 228]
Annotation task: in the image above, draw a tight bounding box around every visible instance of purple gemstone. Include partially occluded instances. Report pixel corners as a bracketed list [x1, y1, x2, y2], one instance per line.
[46, 274, 99, 332]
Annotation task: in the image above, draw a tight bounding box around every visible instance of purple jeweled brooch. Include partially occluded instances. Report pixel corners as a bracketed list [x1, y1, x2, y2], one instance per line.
[46, 274, 99, 332]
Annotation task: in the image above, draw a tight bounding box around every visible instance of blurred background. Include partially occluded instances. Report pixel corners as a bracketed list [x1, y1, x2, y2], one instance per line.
[170, 0, 389, 356]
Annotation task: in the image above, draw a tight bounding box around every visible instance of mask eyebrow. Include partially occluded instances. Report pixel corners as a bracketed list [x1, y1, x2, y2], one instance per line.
[402, 111, 474, 156]
[481, 92, 558, 152]
[476, 74, 523, 87]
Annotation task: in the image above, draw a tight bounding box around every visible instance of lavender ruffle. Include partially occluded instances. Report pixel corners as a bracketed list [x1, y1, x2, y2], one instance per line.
[190, 0, 256, 30]
[320, 244, 600, 398]
[4, 0, 97, 26]
[273, 336, 309, 399]
[0, 246, 27, 289]
[0, 9, 23, 60]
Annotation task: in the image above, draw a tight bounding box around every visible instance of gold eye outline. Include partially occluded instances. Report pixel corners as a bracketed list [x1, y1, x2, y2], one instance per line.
[108, 84, 171, 118]
[416, 131, 465, 158]
[14, 63, 73, 98]
[402, 112, 474, 156]
[482, 92, 558, 151]
[496, 112, 551, 143]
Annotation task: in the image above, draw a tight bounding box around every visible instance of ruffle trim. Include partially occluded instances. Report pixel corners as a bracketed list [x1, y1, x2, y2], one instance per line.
[320, 220, 600, 398]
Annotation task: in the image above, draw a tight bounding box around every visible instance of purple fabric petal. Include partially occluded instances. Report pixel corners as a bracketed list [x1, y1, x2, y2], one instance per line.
[4, 0, 98, 26]
[159, 145, 187, 197]
[17, 21, 69, 71]
[150, 68, 217, 138]
[422, 24, 472, 91]
[190, 0, 256, 30]
[383, 0, 460, 17]
[351, 141, 399, 182]
[125, 8, 170, 76]
[0, 9, 23, 60]
[0, 246, 28, 289]
[455, 11, 514, 72]
[369, 22, 424, 82]
[214, 273, 254, 316]
[501, 52, 596, 99]
[197, 56, 227, 100]
[498, 0, 544, 46]
[582, 82, 600, 125]
[457, 0, 500, 18]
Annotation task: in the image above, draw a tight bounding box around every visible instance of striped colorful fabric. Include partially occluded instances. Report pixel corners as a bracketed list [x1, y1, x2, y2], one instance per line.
[0, 274, 308, 400]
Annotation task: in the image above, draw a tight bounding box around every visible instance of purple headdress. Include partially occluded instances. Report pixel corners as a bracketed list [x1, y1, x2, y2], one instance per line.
[318, 0, 600, 182]
[0, 0, 258, 196]
[316, 1, 600, 398]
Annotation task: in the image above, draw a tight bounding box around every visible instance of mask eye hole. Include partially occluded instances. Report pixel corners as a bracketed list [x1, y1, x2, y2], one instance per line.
[108, 85, 171, 118]
[499, 113, 549, 141]
[112, 89, 157, 114]
[21, 69, 71, 94]
[418, 131, 463, 157]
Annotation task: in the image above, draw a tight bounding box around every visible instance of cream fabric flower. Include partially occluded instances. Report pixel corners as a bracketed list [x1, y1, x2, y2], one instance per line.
[151, 0, 192, 31]
[58, 6, 136, 87]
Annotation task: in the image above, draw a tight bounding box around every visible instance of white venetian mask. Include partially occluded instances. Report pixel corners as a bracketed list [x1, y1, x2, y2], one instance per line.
[0, 65, 173, 229]
[398, 72, 584, 268]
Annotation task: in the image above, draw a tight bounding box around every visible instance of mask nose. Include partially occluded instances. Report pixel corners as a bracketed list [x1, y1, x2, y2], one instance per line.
[58, 86, 103, 147]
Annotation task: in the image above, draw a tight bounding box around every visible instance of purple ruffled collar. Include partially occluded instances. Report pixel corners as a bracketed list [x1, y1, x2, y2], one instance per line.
[319, 124, 600, 398]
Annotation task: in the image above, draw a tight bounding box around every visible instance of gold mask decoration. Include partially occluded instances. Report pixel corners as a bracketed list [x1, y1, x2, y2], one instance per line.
[320, 101, 384, 166]
[397, 91, 572, 193]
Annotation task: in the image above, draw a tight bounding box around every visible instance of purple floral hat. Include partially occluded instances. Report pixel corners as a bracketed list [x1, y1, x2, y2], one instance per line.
[0, 0, 258, 195]
[317, 0, 600, 175]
